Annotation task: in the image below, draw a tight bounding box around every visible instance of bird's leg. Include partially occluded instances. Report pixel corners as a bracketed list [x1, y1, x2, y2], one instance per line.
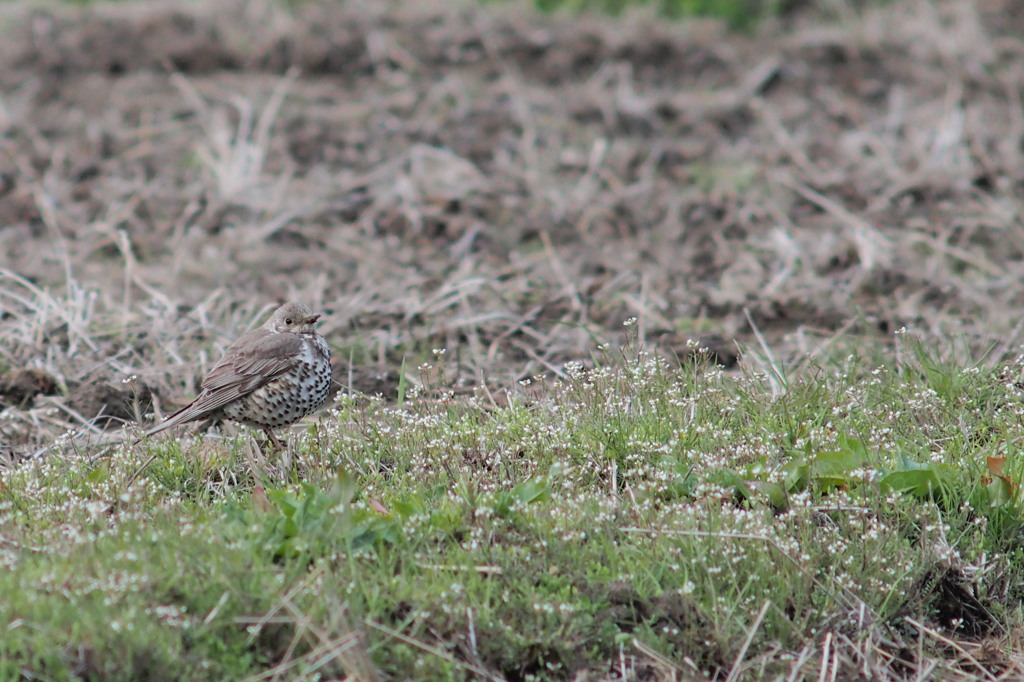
[263, 428, 284, 452]
[260, 429, 294, 480]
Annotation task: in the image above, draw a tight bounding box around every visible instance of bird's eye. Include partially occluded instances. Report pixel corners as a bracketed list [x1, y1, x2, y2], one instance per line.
[285, 318, 293, 325]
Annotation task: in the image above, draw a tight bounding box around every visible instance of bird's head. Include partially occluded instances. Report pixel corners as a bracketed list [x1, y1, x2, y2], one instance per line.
[266, 302, 322, 335]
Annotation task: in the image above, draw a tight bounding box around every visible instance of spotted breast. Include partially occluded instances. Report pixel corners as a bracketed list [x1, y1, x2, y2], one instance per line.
[221, 332, 332, 429]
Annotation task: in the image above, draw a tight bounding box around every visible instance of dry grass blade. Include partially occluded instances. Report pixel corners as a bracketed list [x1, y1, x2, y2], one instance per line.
[743, 308, 787, 397]
[725, 600, 771, 682]
[365, 620, 503, 681]
[903, 618, 998, 682]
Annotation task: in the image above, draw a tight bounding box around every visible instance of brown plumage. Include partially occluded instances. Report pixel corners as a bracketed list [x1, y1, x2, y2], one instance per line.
[141, 302, 332, 449]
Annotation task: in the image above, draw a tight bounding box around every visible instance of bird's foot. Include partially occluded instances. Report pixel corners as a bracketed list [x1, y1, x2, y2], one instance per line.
[257, 429, 294, 478]
[261, 430, 286, 452]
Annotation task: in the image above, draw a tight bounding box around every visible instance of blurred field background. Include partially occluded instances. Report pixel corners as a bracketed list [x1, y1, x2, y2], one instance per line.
[1, 0, 1024, 679]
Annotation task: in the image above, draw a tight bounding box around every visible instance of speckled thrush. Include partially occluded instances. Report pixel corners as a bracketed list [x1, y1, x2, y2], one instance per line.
[141, 302, 332, 449]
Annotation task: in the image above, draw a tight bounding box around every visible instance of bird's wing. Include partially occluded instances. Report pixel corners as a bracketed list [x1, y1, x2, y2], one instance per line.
[201, 330, 305, 391]
[144, 330, 304, 436]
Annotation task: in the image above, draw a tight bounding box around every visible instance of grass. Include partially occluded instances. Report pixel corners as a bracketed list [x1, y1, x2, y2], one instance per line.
[3, 330, 1024, 680]
[56, 0, 869, 31]
[520, 0, 785, 28]
[490, 0, 884, 29]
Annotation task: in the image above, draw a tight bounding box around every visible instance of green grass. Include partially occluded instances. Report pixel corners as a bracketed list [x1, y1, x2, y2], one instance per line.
[3, 334, 1024, 679]
[485, 0, 885, 30]
[523, 0, 787, 27]
[62, 0, 793, 29]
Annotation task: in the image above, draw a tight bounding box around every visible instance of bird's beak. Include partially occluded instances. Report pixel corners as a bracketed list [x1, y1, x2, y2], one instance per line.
[308, 314, 322, 324]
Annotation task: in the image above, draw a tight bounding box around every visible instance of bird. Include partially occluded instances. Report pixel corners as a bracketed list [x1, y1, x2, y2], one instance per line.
[140, 302, 332, 450]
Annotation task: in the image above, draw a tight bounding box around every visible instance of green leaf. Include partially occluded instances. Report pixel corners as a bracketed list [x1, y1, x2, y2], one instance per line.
[513, 477, 551, 505]
[85, 463, 111, 485]
[879, 465, 943, 498]
[813, 448, 864, 477]
[741, 480, 789, 511]
[783, 460, 810, 492]
[267, 489, 301, 519]
[837, 434, 870, 461]
[986, 476, 1016, 508]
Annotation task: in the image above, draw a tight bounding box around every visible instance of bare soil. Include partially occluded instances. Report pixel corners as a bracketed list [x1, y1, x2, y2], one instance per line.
[1, 0, 1023, 452]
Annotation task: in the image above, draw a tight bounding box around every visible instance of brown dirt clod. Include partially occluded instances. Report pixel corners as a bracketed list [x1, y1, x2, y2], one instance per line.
[0, 369, 60, 409]
[65, 381, 158, 430]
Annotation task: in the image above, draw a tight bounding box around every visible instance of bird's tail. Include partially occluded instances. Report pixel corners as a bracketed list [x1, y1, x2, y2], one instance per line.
[137, 402, 200, 442]
[132, 414, 176, 446]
